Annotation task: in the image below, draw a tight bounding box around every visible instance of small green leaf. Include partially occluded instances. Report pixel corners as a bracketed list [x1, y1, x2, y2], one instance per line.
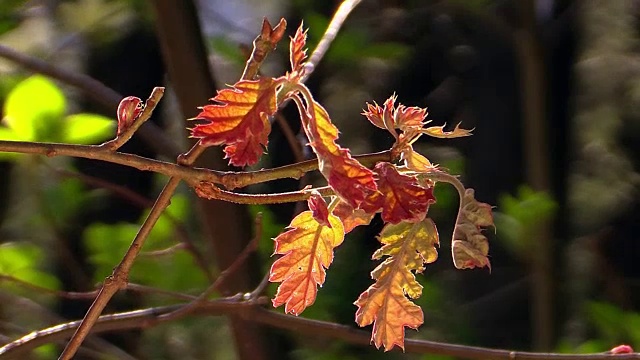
[63, 113, 114, 144]
[3, 75, 66, 141]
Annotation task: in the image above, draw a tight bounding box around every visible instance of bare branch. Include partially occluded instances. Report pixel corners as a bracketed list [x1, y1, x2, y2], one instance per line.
[301, 0, 363, 83]
[0, 44, 182, 157]
[2, 300, 638, 360]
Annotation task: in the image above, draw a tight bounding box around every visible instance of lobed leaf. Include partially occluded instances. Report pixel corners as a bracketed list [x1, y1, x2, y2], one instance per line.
[191, 77, 278, 166]
[296, 94, 377, 208]
[362, 94, 428, 135]
[270, 211, 344, 315]
[355, 219, 439, 351]
[451, 189, 493, 270]
[360, 162, 435, 224]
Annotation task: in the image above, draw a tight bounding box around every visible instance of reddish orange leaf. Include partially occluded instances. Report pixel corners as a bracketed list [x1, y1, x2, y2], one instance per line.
[360, 162, 435, 224]
[270, 211, 344, 315]
[355, 219, 439, 351]
[422, 123, 473, 139]
[451, 189, 492, 270]
[295, 94, 377, 208]
[290, 23, 308, 74]
[332, 200, 374, 233]
[191, 77, 278, 166]
[308, 192, 331, 228]
[362, 95, 428, 135]
[395, 103, 428, 130]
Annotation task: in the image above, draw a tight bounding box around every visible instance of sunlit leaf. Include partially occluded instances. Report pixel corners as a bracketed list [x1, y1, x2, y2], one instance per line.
[451, 189, 492, 270]
[332, 200, 374, 233]
[64, 113, 114, 144]
[270, 211, 344, 315]
[3, 75, 66, 141]
[401, 147, 435, 172]
[290, 23, 308, 74]
[362, 95, 427, 135]
[191, 77, 278, 166]
[308, 192, 331, 228]
[296, 95, 377, 207]
[355, 219, 439, 351]
[360, 162, 435, 224]
[422, 123, 473, 139]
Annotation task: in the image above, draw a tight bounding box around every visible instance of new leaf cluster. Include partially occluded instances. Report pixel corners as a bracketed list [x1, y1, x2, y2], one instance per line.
[188, 20, 493, 351]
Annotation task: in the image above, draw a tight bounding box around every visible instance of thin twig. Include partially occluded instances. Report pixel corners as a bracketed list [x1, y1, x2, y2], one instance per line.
[157, 212, 264, 322]
[58, 9, 288, 355]
[50, 165, 213, 281]
[0, 274, 198, 302]
[0, 44, 182, 158]
[195, 182, 334, 205]
[100, 87, 165, 151]
[0, 139, 392, 191]
[300, 0, 363, 83]
[274, 113, 305, 163]
[0, 297, 268, 359]
[2, 299, 638, 360]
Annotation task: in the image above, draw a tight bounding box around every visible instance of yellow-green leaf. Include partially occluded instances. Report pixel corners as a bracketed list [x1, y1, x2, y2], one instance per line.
[355, 219, 439, 351]
[63, 113, 114, 144]
[3, 75, 66, 141]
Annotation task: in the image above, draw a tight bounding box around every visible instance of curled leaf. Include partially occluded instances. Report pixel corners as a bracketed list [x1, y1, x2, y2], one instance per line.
[270, 211, 344, 315]
[308, 192, 331, 228]
[451, 189, 492, 270]
[191, 77, 278, 166]
[355, 219, 439, 351]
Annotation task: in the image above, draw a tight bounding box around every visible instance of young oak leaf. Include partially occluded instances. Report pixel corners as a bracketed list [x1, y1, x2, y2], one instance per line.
[360, 162, 435, 224]
[270, 210, 344, 315]
[290, 23, 308, 74]
[451, 189, 493, 270]
[362, 94, 428, 135]
[191, 77, 278, 166]
[355, 219, 440, 351]
[422, 123, 473, 139]
[296, 96, 377, 208]
[332, 200, 374, 233]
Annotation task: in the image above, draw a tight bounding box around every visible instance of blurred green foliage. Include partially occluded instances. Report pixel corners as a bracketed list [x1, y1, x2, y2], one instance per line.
[495, 186, 557, 260]
[1, 75, 114, 160]
[0, 242, 61, 294]
[84, 194, 208, 293]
